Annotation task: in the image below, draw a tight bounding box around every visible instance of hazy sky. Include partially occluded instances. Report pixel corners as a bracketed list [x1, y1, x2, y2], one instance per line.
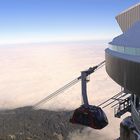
[0, 0, 139, 44]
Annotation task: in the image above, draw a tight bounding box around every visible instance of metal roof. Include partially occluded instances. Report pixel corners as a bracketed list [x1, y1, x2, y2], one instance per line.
[116, 3, 140, 32]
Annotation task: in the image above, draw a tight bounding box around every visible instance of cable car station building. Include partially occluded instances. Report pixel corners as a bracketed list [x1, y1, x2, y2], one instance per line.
[105, 3, 140, 139]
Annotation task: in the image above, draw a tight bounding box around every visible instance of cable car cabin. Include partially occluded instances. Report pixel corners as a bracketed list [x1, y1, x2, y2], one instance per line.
[70, 105, 108, 129]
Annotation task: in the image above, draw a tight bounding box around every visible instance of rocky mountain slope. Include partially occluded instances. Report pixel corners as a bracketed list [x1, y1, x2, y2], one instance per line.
[0, 106, 84, 140]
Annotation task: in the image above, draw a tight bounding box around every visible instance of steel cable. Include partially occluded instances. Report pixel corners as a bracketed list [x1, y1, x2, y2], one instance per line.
[33, 60, 105, 109]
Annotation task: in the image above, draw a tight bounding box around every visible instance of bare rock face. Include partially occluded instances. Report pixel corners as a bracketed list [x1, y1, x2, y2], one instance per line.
[0, 106, 84, 140]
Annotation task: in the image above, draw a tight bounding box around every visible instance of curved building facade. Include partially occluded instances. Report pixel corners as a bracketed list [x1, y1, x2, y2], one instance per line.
[105, 3, 140, 135]
[105, 3, 140, 96]
[105, 48, 140, 95]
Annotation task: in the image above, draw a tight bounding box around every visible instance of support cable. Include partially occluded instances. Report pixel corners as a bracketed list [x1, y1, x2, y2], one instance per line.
[98, 90, 124, 107]
[33, 77, 80, 109]
[33, 60, 105, 109]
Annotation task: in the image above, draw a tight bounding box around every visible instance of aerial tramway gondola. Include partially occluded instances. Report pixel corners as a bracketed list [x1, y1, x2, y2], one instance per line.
[33, 61, 108, 129]
[69, 66, 108, 129]
[70, 105, 108, 129]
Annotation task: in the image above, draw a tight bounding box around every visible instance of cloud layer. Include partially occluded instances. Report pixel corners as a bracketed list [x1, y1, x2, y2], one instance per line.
[0, 42, 124, 139]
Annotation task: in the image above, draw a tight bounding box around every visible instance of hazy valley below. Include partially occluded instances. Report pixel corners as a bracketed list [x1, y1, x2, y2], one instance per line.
[0, 41, 126, 140]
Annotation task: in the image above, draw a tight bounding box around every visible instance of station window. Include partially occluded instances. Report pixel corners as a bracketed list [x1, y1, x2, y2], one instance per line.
[109, 45, 140, 56]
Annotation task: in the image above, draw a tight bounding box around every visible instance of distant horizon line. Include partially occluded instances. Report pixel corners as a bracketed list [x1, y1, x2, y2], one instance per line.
[0, 39, 111, 46]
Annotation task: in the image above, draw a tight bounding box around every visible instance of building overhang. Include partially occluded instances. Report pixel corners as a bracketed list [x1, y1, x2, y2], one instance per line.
[116, 3, 140, 32]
